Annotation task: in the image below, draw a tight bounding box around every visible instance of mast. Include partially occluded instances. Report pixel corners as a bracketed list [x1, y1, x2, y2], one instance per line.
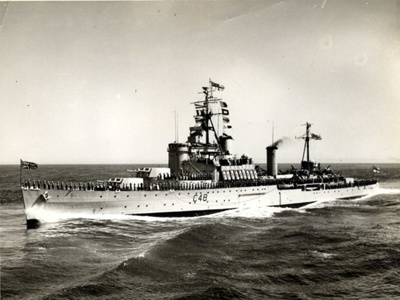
[203, 84, 210, 145]
[296, 122, 322, 169]
[272, 121, 274, 144]
[202, 79, 224, 147]
[305, 122, 311, 162]
[193, 80, 226, 156]
[206, 78, 214, 145]
[174, 110, 179, 142]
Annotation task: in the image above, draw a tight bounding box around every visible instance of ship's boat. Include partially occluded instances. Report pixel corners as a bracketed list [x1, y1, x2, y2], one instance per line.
[20, 80, 379, 228]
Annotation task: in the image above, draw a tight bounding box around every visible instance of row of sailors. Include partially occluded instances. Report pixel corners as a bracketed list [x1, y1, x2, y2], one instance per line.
[23, 180, 220, 191]
[157, 170, 259, 181]
[22, 178, 378, 192]
[24, 180, 106, 191]
[278, 179, 378, 191]
[23, 179, 216, 191]
[23, 178, 287, 192]
[221, 169, 258, 181]
[158, 173, 213, 180]
[23, 178, 276, 191]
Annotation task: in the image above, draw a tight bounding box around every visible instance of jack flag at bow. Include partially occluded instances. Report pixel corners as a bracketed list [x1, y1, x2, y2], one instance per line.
[21, 159, 38, 169]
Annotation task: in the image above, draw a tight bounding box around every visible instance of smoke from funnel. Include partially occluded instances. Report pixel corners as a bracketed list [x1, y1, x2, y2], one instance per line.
[268, 136, 289, 148]
[266, 137, 290, 177]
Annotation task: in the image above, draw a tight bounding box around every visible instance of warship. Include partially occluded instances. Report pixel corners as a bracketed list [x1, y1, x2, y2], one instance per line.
[21, 80, 379, 228]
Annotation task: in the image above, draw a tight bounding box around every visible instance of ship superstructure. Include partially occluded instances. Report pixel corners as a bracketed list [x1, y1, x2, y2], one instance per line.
[168, 80, 255, 184]
[21, 80, 379, 228]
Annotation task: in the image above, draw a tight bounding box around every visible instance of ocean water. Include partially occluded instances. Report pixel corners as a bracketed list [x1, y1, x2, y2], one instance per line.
[1, 164, 400, 299]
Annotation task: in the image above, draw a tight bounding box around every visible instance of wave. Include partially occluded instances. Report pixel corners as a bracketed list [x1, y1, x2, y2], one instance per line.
[47, 224, 400, 300]
[377, 187, 400, 195]
[42, 222, 247, 299]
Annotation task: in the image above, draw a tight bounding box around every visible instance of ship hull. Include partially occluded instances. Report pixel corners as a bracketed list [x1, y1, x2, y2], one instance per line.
[21, 183, 379, 227]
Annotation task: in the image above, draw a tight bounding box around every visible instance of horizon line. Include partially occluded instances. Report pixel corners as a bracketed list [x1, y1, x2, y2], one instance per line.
[1, 162, 398, 166]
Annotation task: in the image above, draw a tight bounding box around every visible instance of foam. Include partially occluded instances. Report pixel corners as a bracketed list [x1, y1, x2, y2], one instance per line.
[376, 187, 400, 195]
[211, 205, 290, 219]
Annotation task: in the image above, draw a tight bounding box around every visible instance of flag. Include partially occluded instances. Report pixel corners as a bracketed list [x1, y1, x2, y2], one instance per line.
[21, 159, 38, 169]
[221, 109, 229, 115]
[210, 81, 225, 91]
[373, 166, 380, 173]
[220, 101, 228, 108]
[311, 133, 322, 140]
[223, 116, 230, 123]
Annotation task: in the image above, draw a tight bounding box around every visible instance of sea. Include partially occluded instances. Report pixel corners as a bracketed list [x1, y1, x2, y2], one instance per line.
[1, 163, 399, 300]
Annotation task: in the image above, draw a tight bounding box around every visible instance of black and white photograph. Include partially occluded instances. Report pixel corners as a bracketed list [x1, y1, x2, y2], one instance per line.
[1, 1, 399, 299]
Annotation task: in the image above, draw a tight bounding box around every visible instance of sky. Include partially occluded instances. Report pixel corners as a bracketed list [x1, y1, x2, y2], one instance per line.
[0, 0, 399, 165]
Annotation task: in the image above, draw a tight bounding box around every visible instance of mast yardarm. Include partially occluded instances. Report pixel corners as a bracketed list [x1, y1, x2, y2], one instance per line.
[296, 122, 322, 162]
